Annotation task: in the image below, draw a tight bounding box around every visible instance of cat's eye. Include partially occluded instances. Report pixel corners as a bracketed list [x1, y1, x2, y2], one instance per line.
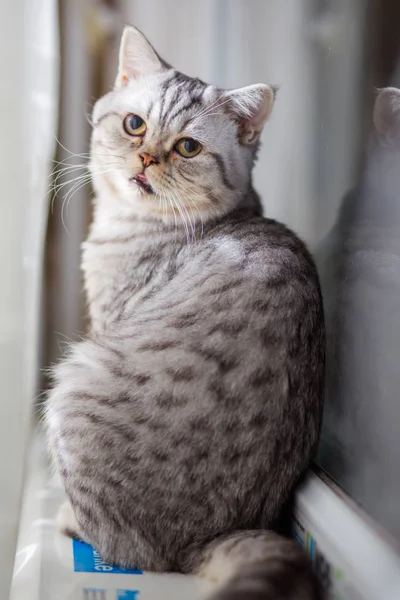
[174, 138, 202, 158]
[123, 114, 147, 136]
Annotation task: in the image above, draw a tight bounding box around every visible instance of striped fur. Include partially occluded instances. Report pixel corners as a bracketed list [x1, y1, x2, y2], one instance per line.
[46, 26, 324, 599]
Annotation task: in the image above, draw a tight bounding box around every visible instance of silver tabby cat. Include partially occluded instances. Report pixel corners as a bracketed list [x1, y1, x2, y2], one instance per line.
[46, 26, 325, 600]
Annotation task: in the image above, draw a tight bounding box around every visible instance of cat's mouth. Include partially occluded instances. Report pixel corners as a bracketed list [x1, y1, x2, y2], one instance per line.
[130, 173, 154, 194]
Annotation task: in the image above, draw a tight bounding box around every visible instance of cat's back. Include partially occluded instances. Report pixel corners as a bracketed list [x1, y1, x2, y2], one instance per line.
[119, 210, 324, 444]
[113, 210, 324, 384]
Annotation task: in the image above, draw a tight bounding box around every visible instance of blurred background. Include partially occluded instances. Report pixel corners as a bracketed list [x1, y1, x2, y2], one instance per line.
[1, 0, 400, 598]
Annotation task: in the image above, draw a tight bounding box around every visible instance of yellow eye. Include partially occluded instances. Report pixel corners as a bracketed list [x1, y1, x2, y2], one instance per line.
[123, 114, 147, 136]
[175, 138, 202, 158]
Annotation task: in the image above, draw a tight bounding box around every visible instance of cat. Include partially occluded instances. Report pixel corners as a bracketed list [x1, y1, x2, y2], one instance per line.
[315, 86, 400, 532]
[46, 25, 325, 600]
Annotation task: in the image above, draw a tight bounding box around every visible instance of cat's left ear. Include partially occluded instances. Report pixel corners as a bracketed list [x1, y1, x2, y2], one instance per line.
[222, 84, 277, 144]
[115, 25, 167, 88]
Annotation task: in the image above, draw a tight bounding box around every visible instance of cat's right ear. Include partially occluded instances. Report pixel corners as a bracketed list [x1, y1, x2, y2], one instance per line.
[221, 84, 277, 145]
[373, 87, 400, 139]
[115, 26, 167, 88]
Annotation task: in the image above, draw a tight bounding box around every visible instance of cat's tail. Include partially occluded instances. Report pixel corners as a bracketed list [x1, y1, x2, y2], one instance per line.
[185, 530, 321, 600]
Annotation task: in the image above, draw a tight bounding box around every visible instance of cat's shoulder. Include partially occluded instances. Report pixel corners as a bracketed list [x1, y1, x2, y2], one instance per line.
[206, 211, 312, 263]
[195, 211, 317, 289]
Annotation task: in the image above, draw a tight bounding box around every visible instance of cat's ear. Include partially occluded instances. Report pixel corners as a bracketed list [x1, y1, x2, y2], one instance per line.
[222, 84, 277, 144]
[115, 26, 167, 88]
[373, 87, 400, 138]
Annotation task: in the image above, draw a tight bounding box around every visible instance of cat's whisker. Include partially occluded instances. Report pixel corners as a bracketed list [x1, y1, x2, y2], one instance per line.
[60, 167, 115, 203]
[48, 164, 88, 179]
[169, 185, 201, 242]
[157, 190, 165, 220]
[47, 155, 118, 214]
[190, 95, 225, 121]
[51, 152, 91, 163]
[167, 179, 208, 239]
[168, 190, 191, 243]
[49, 162, 119, 194]
[162, 188, 178, 233]
[53, 136, 92, 160]
[57, 167, 117, 231]
[169, 194, 188, 240]
[50, 175, 89, 215]
[171, 189, 193, 241]
[62, 174, 92, 208]
[53, 137, 124, 168]
[192, 112, 227, 122]
[49, 162, 120, 184]
[85, 112, 94, 128]
[161, 190, 170, 225]
[49, 164, 91, 186]
[50, 171, 91, 198]
[60, 176, 92, 234]
[60, 171, 109, 232]
[184, 197, 202, 240]
[170, 188, 197, 242]
[163, 190, 171, 224]
[50, 151, 122, 168]
[185, 194, 204, 239]
[190, 96, 231, 123]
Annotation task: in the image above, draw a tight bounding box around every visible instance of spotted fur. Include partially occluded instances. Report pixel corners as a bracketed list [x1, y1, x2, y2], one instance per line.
[46, 26, 324, 600]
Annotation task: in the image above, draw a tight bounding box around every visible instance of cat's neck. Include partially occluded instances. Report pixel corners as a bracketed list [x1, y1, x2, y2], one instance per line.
[88, 186, 262, 245]
[89, 188, 181, 243]
[83, 187, 262, 332]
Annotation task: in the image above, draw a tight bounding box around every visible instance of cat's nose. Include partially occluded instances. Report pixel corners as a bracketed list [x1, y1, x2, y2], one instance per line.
[140, 152, 159, 168]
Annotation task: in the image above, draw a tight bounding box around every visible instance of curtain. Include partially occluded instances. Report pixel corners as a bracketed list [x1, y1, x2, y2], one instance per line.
[0, 0, 58, 596]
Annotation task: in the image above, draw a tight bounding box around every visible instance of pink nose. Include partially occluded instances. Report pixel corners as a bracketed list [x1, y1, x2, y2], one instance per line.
[140, 152, 158, 167]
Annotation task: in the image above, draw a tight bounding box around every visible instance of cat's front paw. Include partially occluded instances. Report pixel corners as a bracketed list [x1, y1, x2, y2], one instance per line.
[56, 500, 82, 540]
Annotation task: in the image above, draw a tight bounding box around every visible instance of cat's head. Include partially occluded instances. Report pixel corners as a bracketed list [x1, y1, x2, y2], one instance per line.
[91, 26, 276, 223]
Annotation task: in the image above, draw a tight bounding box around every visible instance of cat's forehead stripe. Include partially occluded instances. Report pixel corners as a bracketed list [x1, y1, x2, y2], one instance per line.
[164, 85, 207, 131]
[157, 71, 208, 131]
[157, 72, 181, 128]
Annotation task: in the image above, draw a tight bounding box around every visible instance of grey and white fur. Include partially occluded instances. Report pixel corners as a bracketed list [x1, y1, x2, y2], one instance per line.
[46, 26, 325, 600]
